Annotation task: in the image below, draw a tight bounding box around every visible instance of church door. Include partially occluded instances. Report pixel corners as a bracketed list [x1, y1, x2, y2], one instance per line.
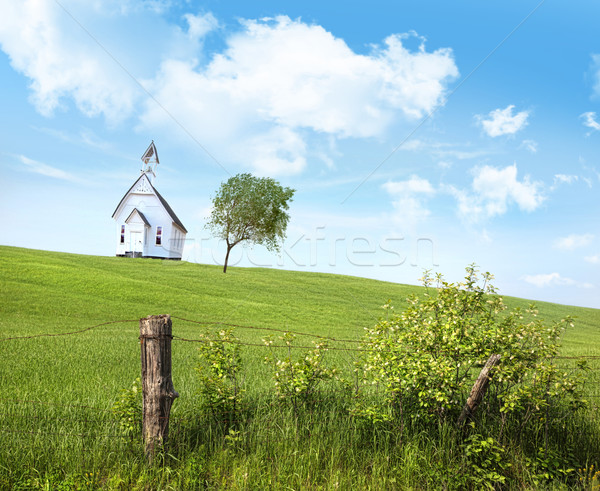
[130, 231, 142, 254]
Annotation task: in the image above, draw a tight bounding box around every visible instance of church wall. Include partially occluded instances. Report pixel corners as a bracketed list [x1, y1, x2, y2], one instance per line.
[114, 190, 186, 259]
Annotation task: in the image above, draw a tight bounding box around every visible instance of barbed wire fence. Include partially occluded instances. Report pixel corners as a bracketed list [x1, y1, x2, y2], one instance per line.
[1, 314, 599, 464]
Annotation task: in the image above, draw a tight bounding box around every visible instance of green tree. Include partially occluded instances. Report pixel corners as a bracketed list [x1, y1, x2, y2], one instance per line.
[206, 173, 295, 273]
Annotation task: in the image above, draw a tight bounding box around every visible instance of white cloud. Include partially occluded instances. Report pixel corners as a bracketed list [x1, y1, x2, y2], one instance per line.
[95, 0, 173, 15]
[240, 127, 307, 176]
[554, 174, 578, 185]
[520, 139, 538, 153]
[383, 176, 435, 229]
[522, 273, 593, 289]
[18, 155, 83, 183]
[553, 234, 594, 251]
[446, 185, 482, 220]
[0, 1, 143, 120]
[478, 105, 529, 137]
[448, 163, 544, 222]
[0, 6, 459, 175]
[133, 15, 459, 174]
[580, 111, 600, 132]
[0, 3, 218, 122]
[549, 174, 579, 191]
[402, 140, 488, 160]
[144, 18, 458, 127]
[584, 254, 600, 264]
[184, 12, 218, 41]
[473, 163, 543, 215]
[383, 176, 435, 195]
[400, 139, 423, 151]
[144, 16, 458, 137]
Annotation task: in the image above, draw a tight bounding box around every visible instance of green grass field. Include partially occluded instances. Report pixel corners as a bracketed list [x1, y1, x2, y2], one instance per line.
[1, 245, 599, 489]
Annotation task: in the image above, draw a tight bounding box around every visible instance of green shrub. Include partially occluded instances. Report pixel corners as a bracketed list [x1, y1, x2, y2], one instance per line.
[263, 332, 336, 411]
[357, 265, 585, 428]
[112, 377, 143, 440]
[196, 328, 244, 425]
[462, 429, 510, 489]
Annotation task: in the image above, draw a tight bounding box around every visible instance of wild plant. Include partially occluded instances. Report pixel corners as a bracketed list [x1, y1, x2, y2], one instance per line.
[112, 377, 142, 440]
[196, 328, 244, 426]
[263, 332, 336, 412]
[358, 265, 585, 426]
[579, 464, 600, 490]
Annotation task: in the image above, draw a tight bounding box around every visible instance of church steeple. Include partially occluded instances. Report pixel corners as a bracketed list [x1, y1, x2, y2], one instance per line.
[140, 141, 159, 182]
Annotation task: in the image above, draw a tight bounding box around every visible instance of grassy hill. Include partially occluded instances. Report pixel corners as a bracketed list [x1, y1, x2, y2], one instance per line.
[1, 245, 598, 352]
[1, 246, 599, 489]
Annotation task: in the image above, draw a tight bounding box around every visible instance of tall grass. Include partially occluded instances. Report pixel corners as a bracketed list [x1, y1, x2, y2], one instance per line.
[1, 246, 599, 488]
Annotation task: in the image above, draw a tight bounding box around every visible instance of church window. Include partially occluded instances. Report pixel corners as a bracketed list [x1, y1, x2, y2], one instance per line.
[120, 225, 125, 244]
[156, 226, 162, 245]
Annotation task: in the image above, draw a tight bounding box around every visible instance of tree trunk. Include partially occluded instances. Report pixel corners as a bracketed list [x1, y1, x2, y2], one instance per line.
[223, 244, 233, 273]
[458, 354, 501, 427]
[140, 315, 179, 460]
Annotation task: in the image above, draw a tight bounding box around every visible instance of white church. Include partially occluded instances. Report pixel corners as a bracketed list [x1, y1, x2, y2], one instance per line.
[112, 142, 187, 260]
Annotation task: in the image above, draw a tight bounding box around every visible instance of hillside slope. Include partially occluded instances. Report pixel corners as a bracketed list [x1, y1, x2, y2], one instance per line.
[1, 246, 599, 489]
[1, 245, 598, 350]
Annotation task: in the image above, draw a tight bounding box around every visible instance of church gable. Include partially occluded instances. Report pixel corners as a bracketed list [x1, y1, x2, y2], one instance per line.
[131, 175, 153, 194]
[125, 208, 151, 227]
[112, 173, 187, 233]
[112, 174, 154, 219]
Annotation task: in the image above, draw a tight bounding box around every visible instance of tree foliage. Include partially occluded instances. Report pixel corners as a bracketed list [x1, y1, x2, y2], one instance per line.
[206, 173, 295, 273]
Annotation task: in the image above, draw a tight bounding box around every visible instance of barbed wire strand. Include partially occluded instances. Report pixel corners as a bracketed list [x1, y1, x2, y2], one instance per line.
[0, 319, 138, 342]
[171, 316, 363, 344]
[2, 316, 600, 361]
[0, 428, 129, 439]
[172, 334, 368, 351]
[0, 398, 113, 412]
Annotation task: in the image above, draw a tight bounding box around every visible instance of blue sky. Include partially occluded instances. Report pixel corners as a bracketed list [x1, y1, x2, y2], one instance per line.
[1, 0, 599, 308]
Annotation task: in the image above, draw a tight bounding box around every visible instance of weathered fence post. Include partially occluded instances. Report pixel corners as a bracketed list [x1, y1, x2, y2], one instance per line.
[140, 314, 179, 460]
[458, 354, 501, 427]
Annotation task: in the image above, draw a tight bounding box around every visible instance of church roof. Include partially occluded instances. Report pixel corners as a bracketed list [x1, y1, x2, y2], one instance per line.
[112, 174, 188, 233]
[125, 208, 151, 227]
[153, 186, 188, 233]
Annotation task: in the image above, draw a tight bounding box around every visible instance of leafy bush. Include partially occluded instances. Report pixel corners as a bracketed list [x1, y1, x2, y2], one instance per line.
[461, 429, 510, 488]
[263, 332, 336, 411]
[196, 328, 244, 425]
[112, 377, 142, 440]
[357, 265, 586, 428]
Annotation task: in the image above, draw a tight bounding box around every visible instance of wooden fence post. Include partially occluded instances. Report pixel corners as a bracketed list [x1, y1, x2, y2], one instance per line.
[140, 314, 179, 459]
[457, 354, 501, 427]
